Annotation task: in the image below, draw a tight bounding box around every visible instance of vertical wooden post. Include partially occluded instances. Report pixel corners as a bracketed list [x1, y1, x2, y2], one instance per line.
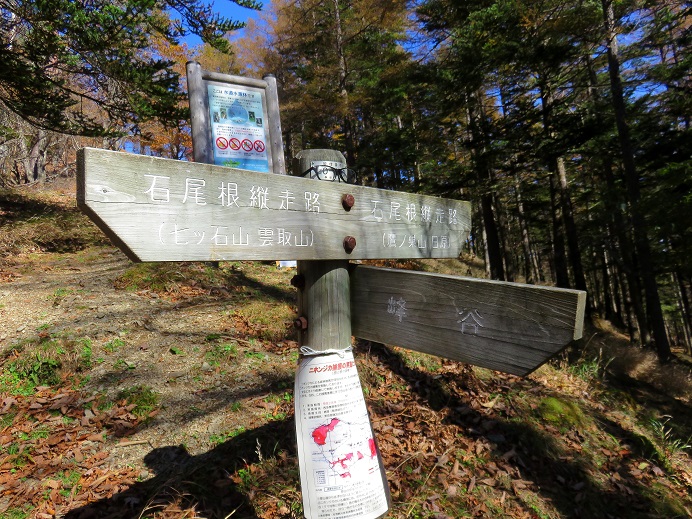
[263, 74, 287, 176]
[293, 149, 390, 519]
[185, 61, 213, 164]
[294, 149, 352, 351]
[297, 260, 351, 352]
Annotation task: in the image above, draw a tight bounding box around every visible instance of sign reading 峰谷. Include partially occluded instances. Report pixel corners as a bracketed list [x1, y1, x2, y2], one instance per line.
[350, 266, 586, 376]
[77, 148, 472, 262]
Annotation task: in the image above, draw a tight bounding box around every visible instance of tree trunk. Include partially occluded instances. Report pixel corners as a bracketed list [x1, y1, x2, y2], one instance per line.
[557, 157, 588, 294]
[515, 177, 536, 284]
[602, 0, 671, 361]
[549, 172, 570, 288]
[331, 0, 356, 165]
[675, 270, 692, 354]
[584, 51, 649, 343]
[538, 82, 570, 288]
[466, 91, 505, 281]
[481, 194, 505, 280]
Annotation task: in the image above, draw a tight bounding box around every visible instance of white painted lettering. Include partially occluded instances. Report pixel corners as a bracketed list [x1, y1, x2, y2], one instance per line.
[144, 175, 170, 203]
[183, 178, 206, 205]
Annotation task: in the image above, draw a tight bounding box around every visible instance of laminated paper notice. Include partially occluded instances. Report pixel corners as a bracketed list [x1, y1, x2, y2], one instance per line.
[207, 84, 269, 172]
[294, 351, 390, 519]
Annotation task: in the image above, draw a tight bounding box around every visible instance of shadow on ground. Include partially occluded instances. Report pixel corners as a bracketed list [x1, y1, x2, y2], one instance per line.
[65, 418, 297, 519]
[363, 341, 690, 519]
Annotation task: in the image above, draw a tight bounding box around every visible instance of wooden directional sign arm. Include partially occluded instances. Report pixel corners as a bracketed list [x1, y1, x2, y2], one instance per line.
[350, 266, 586, 376]
[77, 148, 471, 262]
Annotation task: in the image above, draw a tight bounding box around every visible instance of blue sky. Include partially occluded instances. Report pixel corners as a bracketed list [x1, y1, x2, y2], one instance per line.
[178, 1, 265, 47]
[214, 0, 264, 24]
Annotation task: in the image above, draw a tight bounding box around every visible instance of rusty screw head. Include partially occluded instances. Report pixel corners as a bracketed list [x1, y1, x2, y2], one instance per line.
[343, 235, 357, 254]
[341, 193, 355, 211]
[290, 274, 305, 290]
[294, 316, 308, 330]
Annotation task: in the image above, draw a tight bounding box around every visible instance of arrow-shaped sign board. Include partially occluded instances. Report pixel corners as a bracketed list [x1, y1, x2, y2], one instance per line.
[77, 148, 471, 262]
[351, 266, 586, 376]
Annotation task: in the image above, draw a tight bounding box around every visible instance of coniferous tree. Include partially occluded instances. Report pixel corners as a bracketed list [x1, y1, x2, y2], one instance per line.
[0, 0, 260, 136]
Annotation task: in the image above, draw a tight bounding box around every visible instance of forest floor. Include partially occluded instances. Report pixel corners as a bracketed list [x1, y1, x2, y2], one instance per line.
[1, 180, 691, 519]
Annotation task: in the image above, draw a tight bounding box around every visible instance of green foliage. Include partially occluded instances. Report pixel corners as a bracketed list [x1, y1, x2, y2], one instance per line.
[0, 0, 260, 136]
[648, 415, 691, 468]
[2, 506, 34, 519]
[209, 426, 246, 445]
[205, 342, 238, 365]
[117, 385, 160, 418]
[537, 396, 586, 430]
[115, 263, 186, 292]
[0, 353, 62, 394]
[103, 338, 125, 353]
[568, 350, 615, 382]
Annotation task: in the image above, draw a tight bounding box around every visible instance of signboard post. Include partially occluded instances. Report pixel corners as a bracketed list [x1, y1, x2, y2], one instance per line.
[292, 150, 390, 518]
[186, 61, 286, 175]
[77, 69, 586, 519]
[77, 148, 585, 518]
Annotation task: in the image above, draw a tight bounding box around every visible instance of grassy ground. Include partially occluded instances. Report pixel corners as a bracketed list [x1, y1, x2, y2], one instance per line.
[1, 183, 691, 519]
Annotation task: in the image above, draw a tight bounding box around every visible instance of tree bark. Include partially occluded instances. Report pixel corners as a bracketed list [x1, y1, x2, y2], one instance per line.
[602, 0, 671, 361]
[515, 177, 537, 284]
[549, 172, 570, 288]
[557, 157, 587, 293]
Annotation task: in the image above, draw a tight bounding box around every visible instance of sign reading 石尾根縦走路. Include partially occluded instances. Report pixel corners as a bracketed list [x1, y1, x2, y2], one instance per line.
[294, 350, 390, 519]
[77, 148, 472, 262]
[208, 83, 270, 172]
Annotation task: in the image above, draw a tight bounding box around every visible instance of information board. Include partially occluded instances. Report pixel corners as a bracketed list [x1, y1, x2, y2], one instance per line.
[208, 82, 270, 171]
[186, 62, 286, 176]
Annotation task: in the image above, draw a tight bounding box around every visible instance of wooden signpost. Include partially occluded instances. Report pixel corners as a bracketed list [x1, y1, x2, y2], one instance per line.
[77, 148, 471, 263]
[351, 266, 585, 376]
[77, 66, 586, 519]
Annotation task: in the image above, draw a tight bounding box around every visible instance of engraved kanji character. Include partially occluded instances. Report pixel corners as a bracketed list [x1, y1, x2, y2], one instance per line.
[144, 175, 170, 202]
[218, 182, 240, 207]
[211, 226, 228, 245]
[371, 200, 384, 221]
[305, 192, 320, 213]
[183, 178, 206, 205]
[277, 228, 292, 246]
[250, 185, 269, 209]
[280, 190, 295, 210]
[420, 205, 432, 222]
[258, 228, 274, 246]
[406, 203, 417, 222]
[449, 208, 458, 225]
[390, 201, 401, 220]
[387, 296, 407, 322]
[458, 309, 484, 335]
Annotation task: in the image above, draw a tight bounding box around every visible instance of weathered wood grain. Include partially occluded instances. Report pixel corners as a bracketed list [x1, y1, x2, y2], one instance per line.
[350, 266, 586, 376]
[297, 261, 352, 352]
[263, 74, 287, 176]
[77, 147, 471, 262]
